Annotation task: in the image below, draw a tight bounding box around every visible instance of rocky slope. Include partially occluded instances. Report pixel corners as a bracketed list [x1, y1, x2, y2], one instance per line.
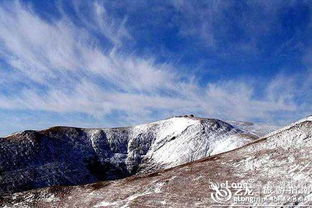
[0, 116, 257, 195]
[3, 115, 312, 207]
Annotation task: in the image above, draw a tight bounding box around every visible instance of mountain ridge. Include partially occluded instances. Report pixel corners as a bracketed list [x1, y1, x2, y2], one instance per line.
[0, 116, 259, 195]
[3, 115, 311, 207]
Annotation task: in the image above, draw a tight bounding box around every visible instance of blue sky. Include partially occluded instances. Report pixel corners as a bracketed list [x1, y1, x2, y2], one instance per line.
[0, 0, 312, 136]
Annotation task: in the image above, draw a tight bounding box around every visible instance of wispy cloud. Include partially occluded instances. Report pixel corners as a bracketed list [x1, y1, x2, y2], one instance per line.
[0, 0, 310, 135]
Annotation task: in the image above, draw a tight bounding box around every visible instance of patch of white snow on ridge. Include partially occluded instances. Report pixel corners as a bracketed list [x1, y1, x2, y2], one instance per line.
[154, 117, 198, 139]
[210, 134, 250, 155]
[145, 118, 201, 167]
[94, 200, 119, 207]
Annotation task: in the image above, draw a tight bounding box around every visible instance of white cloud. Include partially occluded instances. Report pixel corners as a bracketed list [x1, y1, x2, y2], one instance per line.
[0, 0, 307, 131]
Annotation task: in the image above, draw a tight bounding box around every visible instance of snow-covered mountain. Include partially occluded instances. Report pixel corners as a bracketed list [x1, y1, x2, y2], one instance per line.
[0, 116, 257, 195]
[4, 115, 312, 207]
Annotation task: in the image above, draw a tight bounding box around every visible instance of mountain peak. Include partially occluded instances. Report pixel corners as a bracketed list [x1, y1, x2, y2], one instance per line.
[0, 116, 257, 195]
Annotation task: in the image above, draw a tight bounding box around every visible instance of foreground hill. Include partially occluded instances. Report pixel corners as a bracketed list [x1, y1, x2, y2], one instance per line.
[0, 116, 257, 195]
[3, 116, 311, 207]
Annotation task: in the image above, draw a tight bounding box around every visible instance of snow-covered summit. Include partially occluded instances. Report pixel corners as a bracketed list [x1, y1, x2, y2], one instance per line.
[0, 116, 257, 195]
